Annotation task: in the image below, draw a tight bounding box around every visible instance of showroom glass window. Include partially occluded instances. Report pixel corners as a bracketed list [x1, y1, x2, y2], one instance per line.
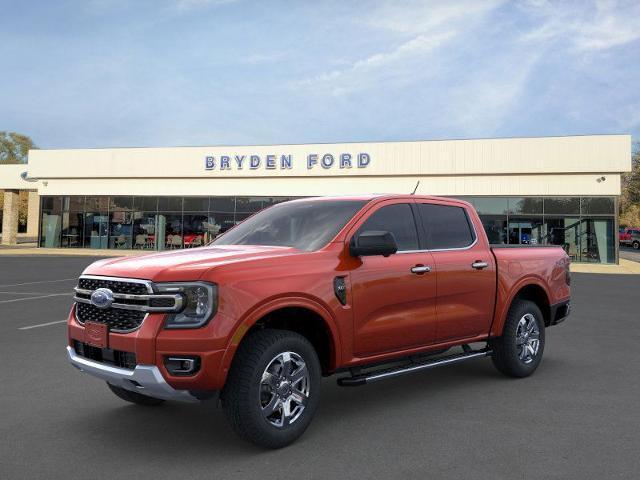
[457, 197, 507, 244]
[40, 196, 63, 247]
[38, 195, 617, 264]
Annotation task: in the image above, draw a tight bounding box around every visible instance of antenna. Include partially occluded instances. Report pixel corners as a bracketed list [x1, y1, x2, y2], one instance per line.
[411, 180, 420, 195]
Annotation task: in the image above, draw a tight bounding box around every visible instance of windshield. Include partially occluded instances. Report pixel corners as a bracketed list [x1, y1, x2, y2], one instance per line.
[212, 200, 367, 251]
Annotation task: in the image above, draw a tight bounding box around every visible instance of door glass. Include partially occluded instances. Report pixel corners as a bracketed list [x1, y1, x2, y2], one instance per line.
[543, 217, 580, 261]
[357, 204, 419, 251]
[158, 213, 183, 250]
[109, 211, 132, 249]
[183, 213, 209, 247]
[418, 203, 475, 249]
[132, 212, 157, 250]
[84, 213, 109, 249]
[479, 216, 507, 244]
[579, 218, 614, 263]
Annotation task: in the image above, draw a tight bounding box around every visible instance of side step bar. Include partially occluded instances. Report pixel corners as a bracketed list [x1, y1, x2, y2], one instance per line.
[337, 348, 491, 387]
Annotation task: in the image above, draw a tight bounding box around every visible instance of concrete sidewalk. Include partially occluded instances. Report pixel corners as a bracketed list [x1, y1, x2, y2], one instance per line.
[0, 246, 150, 257]
[570, 258, 640, 274]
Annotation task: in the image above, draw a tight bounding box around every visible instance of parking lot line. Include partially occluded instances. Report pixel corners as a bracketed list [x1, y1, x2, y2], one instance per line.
[18, 320, 67, 330]
[0, 293, 71, 304]
[0, 291, 69, 296]
[0, 278, 77, 288]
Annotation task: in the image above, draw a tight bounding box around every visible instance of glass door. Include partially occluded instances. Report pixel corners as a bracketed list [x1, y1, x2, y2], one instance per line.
[84, 213, 109, 249]
[543, 217, 580, 261]
[508, 219, 543, 245]
[578, 218, 614, 263]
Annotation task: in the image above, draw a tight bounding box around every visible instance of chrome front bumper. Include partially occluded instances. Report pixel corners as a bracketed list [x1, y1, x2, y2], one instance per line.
[66, 346, 199, 403]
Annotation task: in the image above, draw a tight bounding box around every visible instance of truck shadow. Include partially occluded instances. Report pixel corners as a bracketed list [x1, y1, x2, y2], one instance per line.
[64, 356, 565, 458]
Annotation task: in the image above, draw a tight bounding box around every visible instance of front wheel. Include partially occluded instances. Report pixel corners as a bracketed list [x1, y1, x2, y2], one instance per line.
[633, 241, 640, 250]
[222, 329, 321, 449]
[491, 299, 545, 378]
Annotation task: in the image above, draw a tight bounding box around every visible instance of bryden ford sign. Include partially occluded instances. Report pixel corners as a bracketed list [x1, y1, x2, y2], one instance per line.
[205, 153, 371, 171]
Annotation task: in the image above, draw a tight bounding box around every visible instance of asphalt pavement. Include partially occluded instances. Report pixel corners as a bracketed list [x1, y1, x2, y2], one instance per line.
[620, 245, 640, 263]
[0, 255, 639, 479]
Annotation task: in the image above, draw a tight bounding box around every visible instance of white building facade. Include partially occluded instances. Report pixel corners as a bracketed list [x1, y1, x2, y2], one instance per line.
[0, 134, 632, 263]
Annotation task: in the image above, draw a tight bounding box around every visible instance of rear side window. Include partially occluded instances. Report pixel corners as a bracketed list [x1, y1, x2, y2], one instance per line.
[418, 203, 475, 249]
[358, 203, 419, 251]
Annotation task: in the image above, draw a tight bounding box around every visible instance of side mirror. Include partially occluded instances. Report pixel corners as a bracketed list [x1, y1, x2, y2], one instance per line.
[350, 230, 398, 257]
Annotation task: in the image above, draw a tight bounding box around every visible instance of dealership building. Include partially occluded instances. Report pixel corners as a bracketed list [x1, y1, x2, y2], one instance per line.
[0, 134, 631, 263]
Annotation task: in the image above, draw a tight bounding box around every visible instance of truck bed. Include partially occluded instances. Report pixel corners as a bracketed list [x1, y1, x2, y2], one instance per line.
[489, 244, 570, 337]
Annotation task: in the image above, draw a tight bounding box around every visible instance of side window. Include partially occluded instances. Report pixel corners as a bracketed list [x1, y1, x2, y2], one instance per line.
[418, 203, 475, 249]
[358, 203, 419, 251]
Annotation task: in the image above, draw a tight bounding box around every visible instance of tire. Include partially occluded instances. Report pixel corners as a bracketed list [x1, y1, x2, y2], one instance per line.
[222, 329, 321, 449]
[107, 383, 165, 406]
[633, 241, 640, 250]
[491, 299, 545, 378]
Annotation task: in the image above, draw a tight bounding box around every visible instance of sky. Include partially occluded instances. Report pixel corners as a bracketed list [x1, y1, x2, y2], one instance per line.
[1, 0, 639, 149]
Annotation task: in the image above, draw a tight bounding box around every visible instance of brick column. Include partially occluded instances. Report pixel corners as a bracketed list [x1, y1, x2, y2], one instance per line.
[26, 190, 40, 238]
[1, 189, 20, 245]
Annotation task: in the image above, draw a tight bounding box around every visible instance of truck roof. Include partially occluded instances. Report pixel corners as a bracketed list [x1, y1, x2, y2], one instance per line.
[288, 194, 474, 210]
[289, 193, 467, 203]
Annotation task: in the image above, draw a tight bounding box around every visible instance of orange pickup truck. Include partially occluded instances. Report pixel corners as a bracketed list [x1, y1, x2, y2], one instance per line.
[67, 194, 571, 448]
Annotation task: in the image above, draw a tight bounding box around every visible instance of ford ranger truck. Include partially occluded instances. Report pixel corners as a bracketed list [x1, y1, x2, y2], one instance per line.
[67, 195, 571, 448]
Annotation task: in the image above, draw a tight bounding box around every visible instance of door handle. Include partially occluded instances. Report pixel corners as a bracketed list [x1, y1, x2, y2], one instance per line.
[411, 265, 431, 274]
[471, 261, 488, 270]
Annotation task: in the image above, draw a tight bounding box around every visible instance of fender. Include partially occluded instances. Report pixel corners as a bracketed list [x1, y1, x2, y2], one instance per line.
[217, 294, 342, 385]
[490, 275, 552, 338]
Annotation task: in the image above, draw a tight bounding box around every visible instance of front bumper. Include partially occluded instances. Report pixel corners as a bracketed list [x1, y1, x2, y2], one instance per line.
[66, 346, 199, 403]
[549, 300, 571, 326]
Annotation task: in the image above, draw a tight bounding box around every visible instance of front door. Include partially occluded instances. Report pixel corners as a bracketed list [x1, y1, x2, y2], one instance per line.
[416, 201, 496, 342]
[349, 202, 438, 357]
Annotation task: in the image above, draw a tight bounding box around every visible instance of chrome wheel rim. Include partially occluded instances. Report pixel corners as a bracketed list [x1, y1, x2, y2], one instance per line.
[259, 351, 310, 427]
[516, 313, 540, 364]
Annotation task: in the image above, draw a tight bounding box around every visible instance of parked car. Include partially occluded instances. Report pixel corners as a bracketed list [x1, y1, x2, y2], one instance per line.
[66, 195, 571, 448]
[620, 227, 640, 249]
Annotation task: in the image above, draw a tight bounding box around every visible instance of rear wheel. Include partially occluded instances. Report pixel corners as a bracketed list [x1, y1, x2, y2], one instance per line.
[491, 299, 545, 378]
[107, 383, 165, 406]
[633, 241, 640, 250]
[222, 329, 321, 449]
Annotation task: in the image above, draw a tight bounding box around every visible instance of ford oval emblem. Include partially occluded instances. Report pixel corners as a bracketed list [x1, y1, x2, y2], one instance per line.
[90, 288, 114, 309]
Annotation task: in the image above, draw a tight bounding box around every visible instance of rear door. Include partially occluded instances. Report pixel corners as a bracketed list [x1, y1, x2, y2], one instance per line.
[349, 201, 438, 357]
[415, 200, 496, 342]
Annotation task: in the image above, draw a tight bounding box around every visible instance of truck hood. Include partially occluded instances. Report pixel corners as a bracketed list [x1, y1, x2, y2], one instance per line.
[82, 245, 301, 281]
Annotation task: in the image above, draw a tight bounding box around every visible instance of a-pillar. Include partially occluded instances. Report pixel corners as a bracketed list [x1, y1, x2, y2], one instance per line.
[1, 189, 20, 245]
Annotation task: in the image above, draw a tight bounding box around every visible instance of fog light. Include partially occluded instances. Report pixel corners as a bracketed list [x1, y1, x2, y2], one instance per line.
[164, 356, 201, 376]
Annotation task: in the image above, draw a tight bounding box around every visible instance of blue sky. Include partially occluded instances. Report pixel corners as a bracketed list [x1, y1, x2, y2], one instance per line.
[1, 0, 639, 149]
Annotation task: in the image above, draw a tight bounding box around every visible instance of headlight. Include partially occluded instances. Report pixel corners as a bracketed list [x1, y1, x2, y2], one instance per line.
[156, 282, 217, 329]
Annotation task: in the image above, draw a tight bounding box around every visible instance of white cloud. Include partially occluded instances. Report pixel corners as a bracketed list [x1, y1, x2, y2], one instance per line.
[440, 52, 542, 136]
[298, 0, 506, 96]
[369, 0, 505, 35]
[298, 31, 455, 95]
[519, 0, 640, 51]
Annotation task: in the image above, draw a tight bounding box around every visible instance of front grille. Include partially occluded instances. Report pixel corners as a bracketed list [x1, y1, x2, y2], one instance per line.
[74, 275, 182, 333]
[76, 303, 146, 331]
[73, 340, 137, 369]
[149, 297, 176, 308]
[78, 277, 149, 295]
